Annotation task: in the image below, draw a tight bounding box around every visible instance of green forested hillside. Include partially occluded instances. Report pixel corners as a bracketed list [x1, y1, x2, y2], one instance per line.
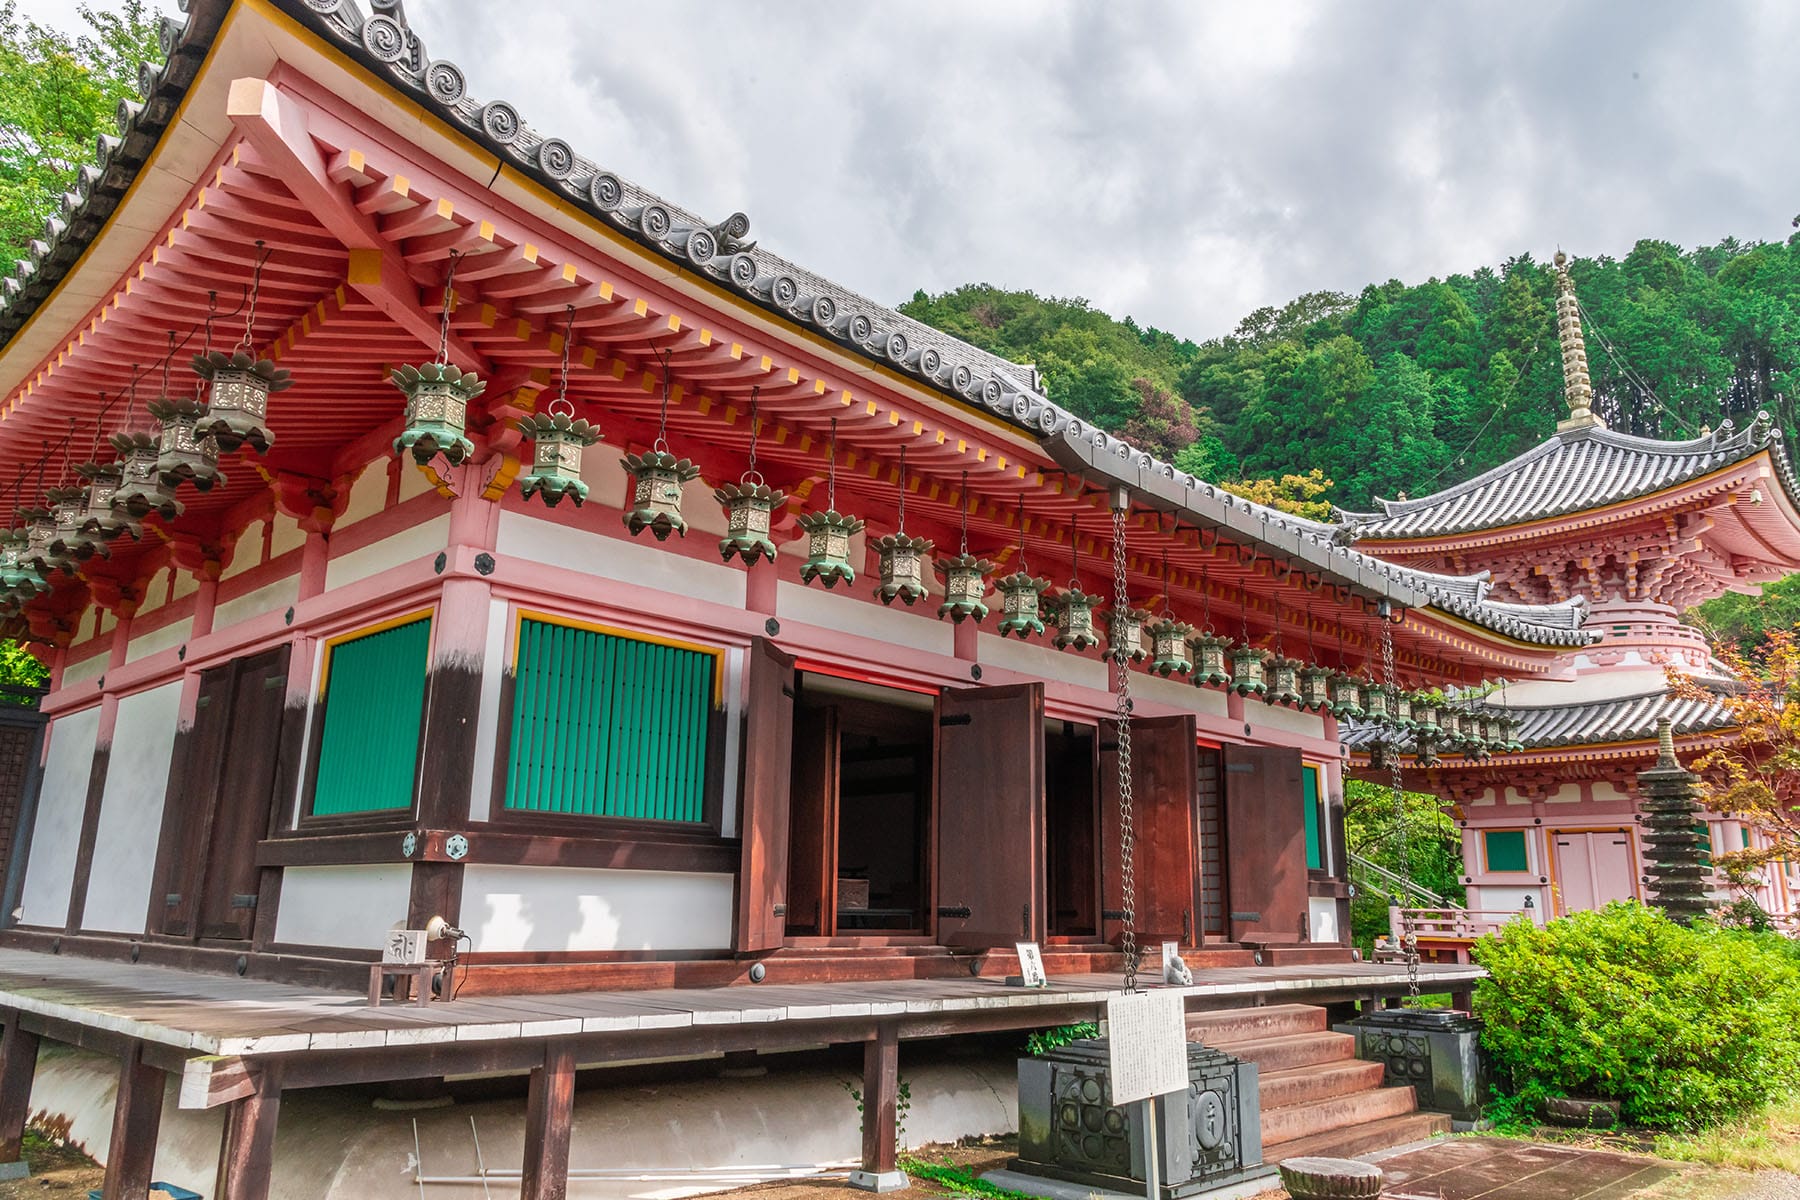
[900, 234, 1800, 513]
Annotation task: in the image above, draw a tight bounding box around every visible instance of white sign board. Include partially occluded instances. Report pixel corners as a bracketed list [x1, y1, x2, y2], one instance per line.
[384, 929, 427, 965]
[1014, 942, 1048, 988]
[1105, 991, 1188, 1105]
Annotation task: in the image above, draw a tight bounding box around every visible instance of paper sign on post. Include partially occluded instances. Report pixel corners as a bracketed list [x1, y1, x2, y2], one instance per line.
[1013, 942, 1048, 988]
[1105, 990, 1188, 1105]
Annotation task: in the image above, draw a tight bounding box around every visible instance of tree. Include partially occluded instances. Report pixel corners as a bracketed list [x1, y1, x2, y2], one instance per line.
[0, 0, 164, 268]
[1343, 777, 1465, 951]
[1689, 575, 1800, 664]
[1218, 468, 1335, 521]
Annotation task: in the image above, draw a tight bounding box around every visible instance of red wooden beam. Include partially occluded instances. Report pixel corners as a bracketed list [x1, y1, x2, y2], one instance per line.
[218, 1062, 283, 1200]
[857, 1021, 901, 1184]
[520, 1043, 577, 1200]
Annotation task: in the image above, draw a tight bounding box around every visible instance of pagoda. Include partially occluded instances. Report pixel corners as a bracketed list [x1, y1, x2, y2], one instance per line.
[1339, 252, 1800, 922]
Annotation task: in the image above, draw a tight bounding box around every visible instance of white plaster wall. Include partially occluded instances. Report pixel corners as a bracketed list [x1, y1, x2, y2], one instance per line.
[467, 597, 511, 824]
[398, 459, 435, 502]
[16, 706, 101, 927]
[1545, 781, 1584, 804]
[1249, 698, 1326, 739]
[270, 511, 307, 559]
[1308, 897, 1339, 943]
[212, 573, 299, 631]
[126, 616, 191, 664]
[1591, 781, 1627, 804]
[719, 646, 743, 838]
[497, 511, 748, 609]
[1468, 886, 1544, 917]
[979, 631, 1112, 695]
[338, 458, 389, 528]
[274, 864, 413, 951]
[325, 514, 450, 591]
[775, 580, 954, 656]
[171, 569, 198, 603]
[61, 653, 106, 687]
[462, 864, 733, 953]
[81, 682, 181, 933]
[220, 521, 265, 580]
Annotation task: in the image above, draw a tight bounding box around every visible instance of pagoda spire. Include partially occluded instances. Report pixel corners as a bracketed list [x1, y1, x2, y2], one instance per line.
[1553, 250, 1605, 432]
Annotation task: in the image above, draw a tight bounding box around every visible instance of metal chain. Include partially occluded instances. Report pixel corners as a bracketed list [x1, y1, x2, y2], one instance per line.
[435, 251, 461, 365]
[742, 387, 763, 485]
[1112, 501, 1139, 993]
[239, 241, 267, 353]
[548, 304, 576, 419]
[1380, 607, 1420, 1004]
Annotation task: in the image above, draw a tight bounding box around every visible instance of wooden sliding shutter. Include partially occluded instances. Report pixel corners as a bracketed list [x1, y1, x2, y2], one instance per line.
[934, 683, 1045, 948]
[736, 639, 795, 952]
[1222, 744, 1307, 943]
[312, 618, 430, 816]
[1099, 715, 1199, 945]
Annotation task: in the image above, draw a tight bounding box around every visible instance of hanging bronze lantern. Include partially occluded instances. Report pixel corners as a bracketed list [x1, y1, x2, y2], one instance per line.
[1412, 697, 1440, 740]
[716, 480, 787, 565]
[935, 553, 994, 623]
[1329, 673, 1365, 719]
[47, 486, 105, 571]
[1363, 682, 1394, 726]
[1368, 740, 1394, 772]
[391, 362, 483, 466]
[150, 396, 225, 492]
[1502, 713, 1527, 753]
[1298, 665, 1333, 711]
[107, 431, 181, 522]
[1106, 606, 1150, 663]
[996, 570, 1050, 639]
[0, 529, 45, 602]
[798, 510, 865, 587]
[622, 448, 701, 540]
[20, 508, 60, 578]
[1266, 656, 1302, 706]
[1229, 645, 1268, 696]
[1391, 690, 1415, 732]
[1439, 707, 1464, 745]
[518, 412, 601, 507]
[872, 532, 933, 606]
[1193, 632, 1234, 687]
[1413, 740, 1440, 769]
[1146, 617, 1194, 676]
[191, 349, 288, 454]
[1049, 586, 1102, 651]
[75, 461, 138, 542]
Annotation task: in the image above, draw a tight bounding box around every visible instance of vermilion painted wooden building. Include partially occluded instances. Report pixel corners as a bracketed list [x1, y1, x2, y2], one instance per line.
[0, 0, 1599, 1193]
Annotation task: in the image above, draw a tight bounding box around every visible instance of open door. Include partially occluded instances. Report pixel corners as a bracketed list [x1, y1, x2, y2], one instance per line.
[156, 646, 290, 941]
[784, 707, 839, 936]
[736, 639, 795, 952]
[1099, 715, 1198, 945]
[934, 683, 1045, 948]
[1222, 745, 1307, 943]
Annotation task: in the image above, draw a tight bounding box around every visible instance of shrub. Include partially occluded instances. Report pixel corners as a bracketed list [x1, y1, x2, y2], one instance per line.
[1473, 902, 1800, 1130]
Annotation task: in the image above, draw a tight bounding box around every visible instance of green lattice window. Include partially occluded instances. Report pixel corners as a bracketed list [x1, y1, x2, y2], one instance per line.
[1484, 830, 1530, 873]
[504, 617, 717, 822]
[1302, 764, 1324, 871]
[311, 617, 431, 816]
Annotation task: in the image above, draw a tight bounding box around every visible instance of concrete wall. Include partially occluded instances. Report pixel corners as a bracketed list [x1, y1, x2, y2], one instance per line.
[80, 681, 182, 933]
[16, 705, 100, 927]
[462, 864, 734, 953]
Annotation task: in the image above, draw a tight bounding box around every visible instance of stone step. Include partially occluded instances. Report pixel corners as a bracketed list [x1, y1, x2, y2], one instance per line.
[1204, 1029, 1355, 1073]
[1262, 1083, 1424, 1148]
[1265, 1110, 1452, 1163]
[1188, 1003, 1326, 1044]
[1257, 1058, 1388, 1110]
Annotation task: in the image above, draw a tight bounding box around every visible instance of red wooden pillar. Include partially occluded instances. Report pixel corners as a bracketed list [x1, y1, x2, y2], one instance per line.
[102, 1043, 165, 1200]
[520, 1044, 577, 1200]
[0, 1012, 39, 1165]
[217, 1063, 282, 1200]
[850, 1023, 906, 1192]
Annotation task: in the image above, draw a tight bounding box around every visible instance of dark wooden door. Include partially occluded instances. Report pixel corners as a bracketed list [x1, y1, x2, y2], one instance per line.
[1222, 744, 1307, 943]
[785, 705, 839, 936]
[934, 683, 1044, 948]
[736, 638, 795, 952]
[1099, 715, 1199, 945]
[157, 646, 289, 940]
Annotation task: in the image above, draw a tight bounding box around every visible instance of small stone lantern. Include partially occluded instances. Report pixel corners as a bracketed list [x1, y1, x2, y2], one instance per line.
[871, 532, 933, 605]
[518, 412, 601, 507]
[1267, 657, 1303, 706]
[1299, 665, 1333, 711]
[715, 480, 787, 565]
[75, 461, 138, 542]
[191, 349, 290, 454]
[1193, 632, 1234, 688]
[1363, 683, 1394, 726]
[1146, 617, 1195, 677]
[621, 449, 702, 540]
[1329, 674, 1366, 719]
[995, 571, 1050, 639]
[149, 396, 225, 492]
[108, 432, 182, 522]
[1048, 587, 1102, 651]
[391, 361, 485, 466]
[797, 510, 865, 588]
[934, 553, 995, 623]
[1229, 645, 1268, 696]
[1106, 606, 1149, 664]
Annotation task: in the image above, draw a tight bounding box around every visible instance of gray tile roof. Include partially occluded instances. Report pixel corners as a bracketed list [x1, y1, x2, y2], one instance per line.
[1337, 418, 1798, 541]
[1341, 684, 1735, 754]
[0, 0, 1600, 652]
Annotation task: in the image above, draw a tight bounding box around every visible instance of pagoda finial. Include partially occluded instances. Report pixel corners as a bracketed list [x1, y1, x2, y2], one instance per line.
[1654, 716, 1677, 767]
[1553, 250, 1604, 433]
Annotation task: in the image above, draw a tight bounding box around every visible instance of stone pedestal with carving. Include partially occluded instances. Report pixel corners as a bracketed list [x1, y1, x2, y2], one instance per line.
[1004, 1039, 1274, 1199]
[1335, 1008, 1487, 1125]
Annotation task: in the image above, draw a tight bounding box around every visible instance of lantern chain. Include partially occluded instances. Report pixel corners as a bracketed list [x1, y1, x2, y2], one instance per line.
[1068, 509, 1080, 589]
[196, 291, 218, 404]
[238, 241, 269, 354]
[1111, 499, 1138, 994]
[958, 470, 970, 556]
[548, 305, 576, 420]
[1380, 605, 1420, 1004]
[1016, 494, 1027, 569]
[435, 251, 461, 366]
[743, 387, 763, 486]
[655, 350, 674, 454]
[896, 445, 908, 531]
[827, 418, 838, 512]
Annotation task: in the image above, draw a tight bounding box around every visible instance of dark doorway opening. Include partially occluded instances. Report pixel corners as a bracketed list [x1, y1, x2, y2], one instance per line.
[786, 673, 932, 937]
[1045, 719, 1100, 940]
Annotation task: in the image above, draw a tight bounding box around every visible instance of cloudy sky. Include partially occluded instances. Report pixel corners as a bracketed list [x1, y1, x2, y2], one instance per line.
[28, 1, 1800, 340]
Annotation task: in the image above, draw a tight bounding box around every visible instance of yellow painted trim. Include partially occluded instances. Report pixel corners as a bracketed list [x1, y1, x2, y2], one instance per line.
[513, 606, 725, 708]
[317, 608, 435, 695]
